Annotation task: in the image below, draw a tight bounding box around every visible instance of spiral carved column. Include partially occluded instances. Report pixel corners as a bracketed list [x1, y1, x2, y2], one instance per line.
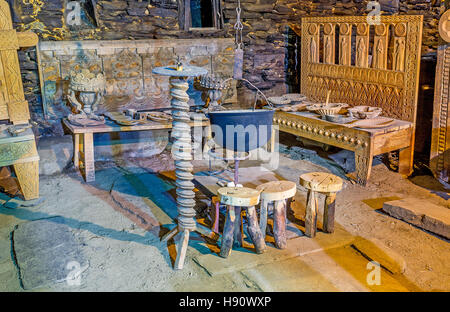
[170, 77, 196, 233]
[152, 65, 212, 270]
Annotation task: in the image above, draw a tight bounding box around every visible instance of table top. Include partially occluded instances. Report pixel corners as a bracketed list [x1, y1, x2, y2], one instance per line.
[276, 111, 413, 135]
[152, 65, 208, 77]
[194, 166, 281, 198]
[63, 118, 209, 134]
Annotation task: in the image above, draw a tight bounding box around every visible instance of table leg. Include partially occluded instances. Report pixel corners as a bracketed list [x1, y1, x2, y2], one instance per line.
[14, 161, 39, 200]
[83, 133, 95, 183]
[305, 189, 318, 238]
[220, 206, 237, 258]
[273, 199, 287, 249]
[323, 192, 336, 233]
[355, 148, 374, 186]
[246, 206, 266, 254]
[269, 127, 276, 153]
[73, 134, 80, 169]
[399, 131, 415, 177]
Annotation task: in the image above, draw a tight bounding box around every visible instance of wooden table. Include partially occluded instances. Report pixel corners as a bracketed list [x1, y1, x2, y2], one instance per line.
[63, 118, 210, 182]
[274, 111, 415, 185]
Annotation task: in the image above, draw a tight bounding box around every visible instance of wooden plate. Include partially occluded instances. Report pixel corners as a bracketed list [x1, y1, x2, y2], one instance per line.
[346, 117, 394, 129]
[147, 112, 172, 122]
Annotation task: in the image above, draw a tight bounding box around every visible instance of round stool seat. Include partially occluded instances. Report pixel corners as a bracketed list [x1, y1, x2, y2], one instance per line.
[256, 181, 297, 201]
[218, 187, 261, 206]
[299, 172, 343, 193]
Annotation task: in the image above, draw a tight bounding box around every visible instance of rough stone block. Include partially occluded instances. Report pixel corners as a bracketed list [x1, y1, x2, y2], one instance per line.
[12, 217, 88, 290]
[383, 198, 450, 239]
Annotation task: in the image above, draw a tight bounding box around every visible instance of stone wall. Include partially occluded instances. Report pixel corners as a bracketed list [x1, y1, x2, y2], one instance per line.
[9, 0, 442, 139]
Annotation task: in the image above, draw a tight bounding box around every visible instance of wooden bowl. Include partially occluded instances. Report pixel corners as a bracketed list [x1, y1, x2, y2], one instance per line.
[281, 93, 307, 103]
[307, 103, 348, 116]
[268, 96, 291, 107]
[348, 106, 382, 119]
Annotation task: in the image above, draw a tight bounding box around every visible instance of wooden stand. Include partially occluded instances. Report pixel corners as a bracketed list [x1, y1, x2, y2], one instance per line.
[256, 181, 297, 249]
[153, 65, 217, 270]
[217, 187, 266, 258]
[299, 172, 343, 238]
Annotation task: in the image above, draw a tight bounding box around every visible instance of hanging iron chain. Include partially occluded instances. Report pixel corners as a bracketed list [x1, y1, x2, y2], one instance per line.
[234, 0, 244, 49]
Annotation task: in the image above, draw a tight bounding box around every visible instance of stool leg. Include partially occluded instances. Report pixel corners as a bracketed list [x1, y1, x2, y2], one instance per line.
[211, 196, 220, 233]
[273, 199, 287, 249]
[323, 193, 336, 233]
[220, 206, 237, 258]
[233, 207, 243, 248]
[246, 206, 266, 254]
[259, 199, 269, 239]
[305, 190, 318, 238]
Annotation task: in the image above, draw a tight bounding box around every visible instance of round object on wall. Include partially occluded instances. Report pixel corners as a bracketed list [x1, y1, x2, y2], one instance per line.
[375, 24, 387, 36]
[308, 24, 318, 35]
[340, 23, 350, 35]
[394, 23, 407, 37]
[439, 9, 450, 43]
[324, 23, 334, 35]
[357, 23, 368, 36]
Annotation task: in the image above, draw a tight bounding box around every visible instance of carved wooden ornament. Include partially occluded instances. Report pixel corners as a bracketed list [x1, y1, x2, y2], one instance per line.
[301, 15, 423, 124]
[0, 0, 38, 124]
[431, 11, 450, 183]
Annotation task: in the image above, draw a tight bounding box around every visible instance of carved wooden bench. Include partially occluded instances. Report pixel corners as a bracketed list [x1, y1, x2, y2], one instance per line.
[0, 0, 39, 200]
[276, 15, 423, 185]
[274, 112, 414, 185]
[63, 118, 210, 182]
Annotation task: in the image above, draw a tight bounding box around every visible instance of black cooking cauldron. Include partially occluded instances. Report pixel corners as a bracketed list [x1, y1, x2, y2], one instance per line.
[207, 109, 275, 153]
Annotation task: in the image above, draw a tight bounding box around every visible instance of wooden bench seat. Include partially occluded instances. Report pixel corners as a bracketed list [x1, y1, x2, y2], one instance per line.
[274, 111, 414, 185]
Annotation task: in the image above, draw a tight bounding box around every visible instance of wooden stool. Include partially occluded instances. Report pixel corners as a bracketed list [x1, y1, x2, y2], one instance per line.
[299, 172, 343, 238]
[256, 181, 297, 249]
[217, 187, 266, 258]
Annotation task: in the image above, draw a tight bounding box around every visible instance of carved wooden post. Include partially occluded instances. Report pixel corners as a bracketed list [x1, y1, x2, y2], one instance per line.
[153, 65, 215, 270]
[355, 23, 369, 68]
[0, 0, 40, 200]
[0, 0, 38, 124]
[323, 23, 335, 65]
[339, 23, 351, 66]
[431, 8, 450, 183]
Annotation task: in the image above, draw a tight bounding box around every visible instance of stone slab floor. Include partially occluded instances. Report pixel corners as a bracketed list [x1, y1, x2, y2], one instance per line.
[0, 143, 449, 292]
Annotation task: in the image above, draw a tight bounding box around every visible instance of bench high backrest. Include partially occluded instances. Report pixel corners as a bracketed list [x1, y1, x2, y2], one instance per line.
[300, 15, 423, 124]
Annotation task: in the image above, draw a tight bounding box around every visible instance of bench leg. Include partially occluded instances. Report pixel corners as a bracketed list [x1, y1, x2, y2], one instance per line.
[82, 133, 95, 183]
[259, 199, 269, 239]
[323, 193, 336, 233]
[246, 206, 266, 254]
[355, 150, 373, 186]
[399, 132, 415, 177]
[220, 206, 237, 258]
[305, 190, 318, 238]
[14, 161, 39, 201]
[273, 199, 287, 249]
